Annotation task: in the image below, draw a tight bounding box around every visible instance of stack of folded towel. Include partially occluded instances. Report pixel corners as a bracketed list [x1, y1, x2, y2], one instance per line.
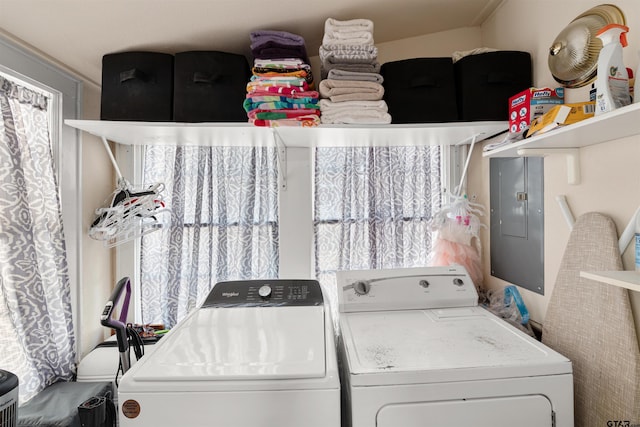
[318, 18, 391, 124]
[320, 18, 380, 78]
[245, 30, 320, 127]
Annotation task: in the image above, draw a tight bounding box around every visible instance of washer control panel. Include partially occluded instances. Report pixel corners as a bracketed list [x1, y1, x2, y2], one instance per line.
[203, 279, 324, 308]
[337, 266, 478, 313]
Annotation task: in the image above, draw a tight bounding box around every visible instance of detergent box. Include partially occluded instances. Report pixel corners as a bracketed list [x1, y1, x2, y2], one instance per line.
[508, 87, 564, 133]
[526, 101, 595, 138]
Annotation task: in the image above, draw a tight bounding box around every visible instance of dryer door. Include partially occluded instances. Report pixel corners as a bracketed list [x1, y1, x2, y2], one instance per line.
[377, 395, 553, 427]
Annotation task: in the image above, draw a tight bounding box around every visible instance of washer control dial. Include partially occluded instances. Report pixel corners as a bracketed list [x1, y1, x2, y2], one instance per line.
[453, 278, 464, 287]
[258, 284, 272, 299]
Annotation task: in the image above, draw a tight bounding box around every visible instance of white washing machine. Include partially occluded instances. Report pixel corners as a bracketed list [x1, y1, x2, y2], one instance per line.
[117, 279, 340, 427]
[337, 266, 574, 427]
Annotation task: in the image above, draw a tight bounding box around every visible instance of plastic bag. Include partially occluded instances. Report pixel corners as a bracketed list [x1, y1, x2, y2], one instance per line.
[482, 285, 535, 337]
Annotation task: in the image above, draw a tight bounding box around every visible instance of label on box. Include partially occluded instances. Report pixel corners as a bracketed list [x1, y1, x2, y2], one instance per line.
[508, 87, 564, 133]
[526, 102, 595, 138]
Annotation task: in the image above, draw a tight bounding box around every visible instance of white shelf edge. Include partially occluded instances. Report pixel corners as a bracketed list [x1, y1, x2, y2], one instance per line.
[65, 119, 507, 148]
[482, 102, 640, 158]
[580, 271, 640, 292]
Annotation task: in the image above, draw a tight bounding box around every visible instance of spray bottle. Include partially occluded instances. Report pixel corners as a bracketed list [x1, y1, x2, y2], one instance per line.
[594, 24, 630, 115]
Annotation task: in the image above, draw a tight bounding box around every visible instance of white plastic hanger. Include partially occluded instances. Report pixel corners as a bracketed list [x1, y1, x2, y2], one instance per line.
[89, 137, 168, 247]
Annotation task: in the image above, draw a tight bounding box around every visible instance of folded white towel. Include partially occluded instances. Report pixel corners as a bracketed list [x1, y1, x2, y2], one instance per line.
[324, 18, 374, 34]
[319, 99, 388, 112]
[323, 30, 373, 46]
[320, 109, 392, 125]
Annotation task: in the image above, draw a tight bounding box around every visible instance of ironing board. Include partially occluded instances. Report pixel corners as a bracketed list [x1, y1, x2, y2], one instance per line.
[542, 212, 640, 426]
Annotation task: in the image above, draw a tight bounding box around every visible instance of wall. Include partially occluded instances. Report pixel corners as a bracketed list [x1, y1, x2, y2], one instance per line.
[471, 0, 640, 330]
[80, 84, 115, 356]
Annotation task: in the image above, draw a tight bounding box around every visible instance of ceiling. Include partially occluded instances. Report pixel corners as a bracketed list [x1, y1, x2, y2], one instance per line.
[0, 0, 503, 86]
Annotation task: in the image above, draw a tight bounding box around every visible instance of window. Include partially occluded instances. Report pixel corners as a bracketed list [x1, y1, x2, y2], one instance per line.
[0, 35, 82, 338]
[129, 141, 445, 327]
[314, 146, 442, 312]
[138, 145, 279, 327]
[0, 37, 82, 402]
[0, 73, 75, 403]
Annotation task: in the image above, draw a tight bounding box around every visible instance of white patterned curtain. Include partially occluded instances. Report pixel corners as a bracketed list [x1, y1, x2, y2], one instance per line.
[314, 146, 442, 311]
[140, 145, 279, 328]
[0, 75, 75, 403]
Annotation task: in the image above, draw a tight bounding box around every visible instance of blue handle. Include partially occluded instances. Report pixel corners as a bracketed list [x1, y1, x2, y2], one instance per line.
[504, 285, 529, 325]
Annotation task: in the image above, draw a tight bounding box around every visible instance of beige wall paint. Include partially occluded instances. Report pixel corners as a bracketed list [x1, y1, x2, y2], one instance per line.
[80, 84, 115, 356]
[375, 27, 483, 63]
[474, 0, 640, 329]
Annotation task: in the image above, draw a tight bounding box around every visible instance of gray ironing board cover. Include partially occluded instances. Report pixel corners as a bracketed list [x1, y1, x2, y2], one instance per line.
[542, 212, 640, 426]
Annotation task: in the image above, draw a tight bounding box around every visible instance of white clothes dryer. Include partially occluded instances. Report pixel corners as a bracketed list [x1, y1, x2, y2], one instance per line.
[337, 266, 574, 427]
[118, 279, 340, 427]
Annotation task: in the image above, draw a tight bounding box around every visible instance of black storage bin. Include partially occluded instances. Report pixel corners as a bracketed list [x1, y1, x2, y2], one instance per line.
[173, 51, 251, 122]
[381, 58, 458, 123]
[454, 51, 532, 121]
[101, 51, 174, 121]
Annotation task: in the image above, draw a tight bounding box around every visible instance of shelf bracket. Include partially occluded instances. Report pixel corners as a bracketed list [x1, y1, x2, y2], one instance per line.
[272, 130, 287, 191]
[454, 132, 486, 146]
[101, 136, 123, 181]
[455, 134, 479, 197]
[516, 148, 580, 185]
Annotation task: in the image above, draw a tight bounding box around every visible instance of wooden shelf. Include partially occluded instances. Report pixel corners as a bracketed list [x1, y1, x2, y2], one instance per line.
[65, 120, 507, 148]
[580, 271, 640, 292]
[483, 102, 640, 158]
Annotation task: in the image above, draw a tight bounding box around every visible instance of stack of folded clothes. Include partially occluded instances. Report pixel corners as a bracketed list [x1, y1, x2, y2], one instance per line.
[318, 18, 390, 124]
[319, 18, 380, 78]
[245, 30, 320, 127]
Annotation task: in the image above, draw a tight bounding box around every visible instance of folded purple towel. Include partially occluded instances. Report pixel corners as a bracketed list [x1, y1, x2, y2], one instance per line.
[250, 30, 305, 48]
[250, 30, 310, 64]
[252, 46, 310, 66]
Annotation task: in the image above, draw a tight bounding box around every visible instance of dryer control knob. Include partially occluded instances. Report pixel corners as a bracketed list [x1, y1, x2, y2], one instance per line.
[453, 278, 464, 287]
[353, 281, 371, 295]
[258, 284, 272, 299]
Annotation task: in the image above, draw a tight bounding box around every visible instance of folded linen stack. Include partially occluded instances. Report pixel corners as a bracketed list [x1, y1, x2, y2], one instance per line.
[246, 30, 320, 127]
[319, 18, 380, 79]
[318, 18, 390, 124]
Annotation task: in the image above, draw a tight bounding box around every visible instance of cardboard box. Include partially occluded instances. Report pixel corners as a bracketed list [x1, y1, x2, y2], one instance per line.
[508, 87, 564, 133]
[526, 102, 595, 138]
